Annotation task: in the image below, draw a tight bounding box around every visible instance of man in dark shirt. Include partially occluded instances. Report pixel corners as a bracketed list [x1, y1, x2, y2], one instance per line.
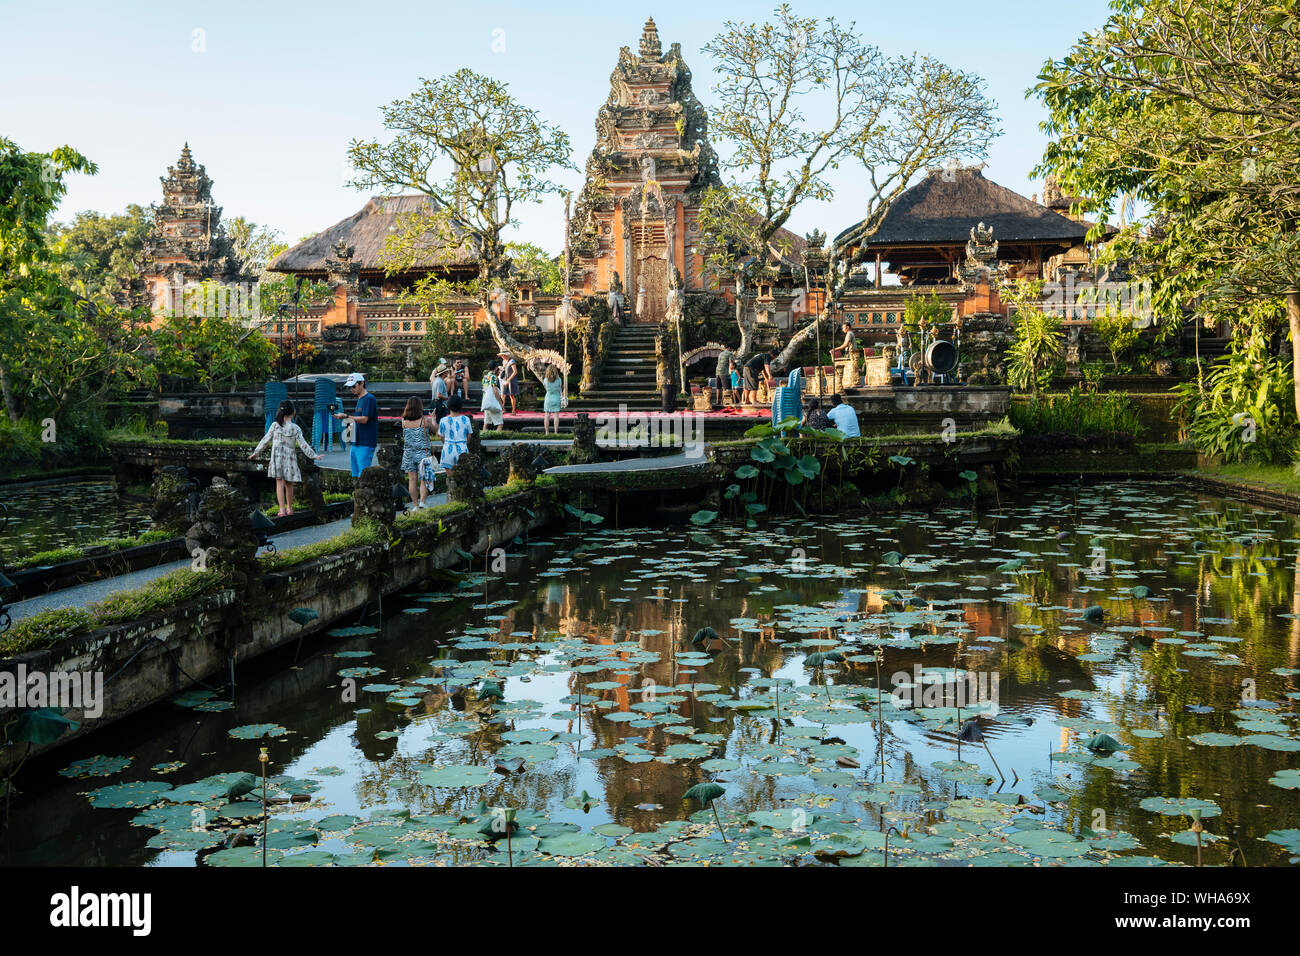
[742, 351, 772, 405]
[334, 372, 379, 476]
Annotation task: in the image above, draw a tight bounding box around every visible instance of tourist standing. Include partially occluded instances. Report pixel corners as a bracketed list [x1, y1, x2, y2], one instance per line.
[249, 400, 322, 516]
[334, 372, 379, 477]
[542, 365, 564, 435]
[728, 360, 741, 406]
[826, 393, 861, 438]
[430, 365, 451, 423]
[399, 397, 435, 508]
[498, 350, 519, 414]
[438, 395, 473, 469]
[481, 368, 505, 431]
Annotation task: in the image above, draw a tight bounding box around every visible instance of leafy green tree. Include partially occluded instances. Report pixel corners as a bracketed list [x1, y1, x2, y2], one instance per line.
[0, 138, 152, 423]
[1036, 0, 1300, 408]
[505, 241, 562, 295]
[699, 4, 999, 373]
[347, 68, 575, 379]
[1092, 309, 1141, 371]
[151, 296, 276, 392]
[224, 216, 282, 277]
[47, 204, 152, 304]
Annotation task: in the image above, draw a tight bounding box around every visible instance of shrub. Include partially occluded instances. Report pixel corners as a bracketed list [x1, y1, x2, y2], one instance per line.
[1011, 387, 1143, 446]
[0, 608, 95, 657]
[259, 523, 383, 571]
[1174, 337, 1297, 465]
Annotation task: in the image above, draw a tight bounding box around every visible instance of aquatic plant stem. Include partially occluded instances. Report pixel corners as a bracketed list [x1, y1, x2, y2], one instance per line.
[259, 747, 268, 867]
[710, 800, 728, 843]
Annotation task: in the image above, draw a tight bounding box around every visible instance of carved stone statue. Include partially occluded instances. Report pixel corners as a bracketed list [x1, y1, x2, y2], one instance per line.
[665, 267, 685, 326]
[1066, 325, 1084, 368]
[607, 272, 626, 322]
[185, 477, 260, 595]
[150, 465, 197, 536]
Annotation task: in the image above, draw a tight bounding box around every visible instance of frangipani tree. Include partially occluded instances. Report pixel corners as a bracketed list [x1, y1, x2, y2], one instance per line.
[347, 68, 576, 379]
[699, 4, 999, 374]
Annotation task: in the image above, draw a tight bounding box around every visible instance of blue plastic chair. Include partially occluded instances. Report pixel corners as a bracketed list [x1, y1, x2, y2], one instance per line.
[771, 368, 804, 427]
[263, 382, 287, 433]
[311, 379, 341, 451]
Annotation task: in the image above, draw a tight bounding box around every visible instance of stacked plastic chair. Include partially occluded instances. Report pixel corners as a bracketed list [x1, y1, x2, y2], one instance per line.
[311, 378, 341, 451]
[263, 381, 287, 433]
[771, 367, 804, 427]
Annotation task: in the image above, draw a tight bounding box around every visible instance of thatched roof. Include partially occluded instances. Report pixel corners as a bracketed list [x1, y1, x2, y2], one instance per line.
[835, 168, 1092, 250]
[268, 195, 479, 276]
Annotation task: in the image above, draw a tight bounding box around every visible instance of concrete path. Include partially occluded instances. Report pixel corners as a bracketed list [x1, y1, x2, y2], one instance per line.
[5, 495, 445, 624]
[543, 449, 708, 475]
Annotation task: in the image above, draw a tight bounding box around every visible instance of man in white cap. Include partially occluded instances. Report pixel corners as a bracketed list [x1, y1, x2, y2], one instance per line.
[334, 372, 379, 476]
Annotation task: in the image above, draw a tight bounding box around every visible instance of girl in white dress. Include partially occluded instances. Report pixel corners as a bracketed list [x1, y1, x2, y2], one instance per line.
[249, 400, 322, 516]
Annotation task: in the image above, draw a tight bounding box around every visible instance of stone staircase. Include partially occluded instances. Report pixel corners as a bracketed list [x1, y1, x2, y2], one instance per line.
[572, 324, 662, 411]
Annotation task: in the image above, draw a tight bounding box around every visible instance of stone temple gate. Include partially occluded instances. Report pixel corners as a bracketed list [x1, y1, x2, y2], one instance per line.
[566, 18, 722, 324]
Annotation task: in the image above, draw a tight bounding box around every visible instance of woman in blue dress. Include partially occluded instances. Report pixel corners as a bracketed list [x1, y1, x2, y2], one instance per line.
[542, 365, 564, 434]
[399, 397, 434, 507]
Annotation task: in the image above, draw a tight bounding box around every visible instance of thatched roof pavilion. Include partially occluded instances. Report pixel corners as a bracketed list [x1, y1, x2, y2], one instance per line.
[836, 167, 1101, 285]
[268, 194, 480, 293]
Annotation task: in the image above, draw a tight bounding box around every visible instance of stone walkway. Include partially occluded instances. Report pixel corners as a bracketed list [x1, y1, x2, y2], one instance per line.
[6, 495, 446, 624]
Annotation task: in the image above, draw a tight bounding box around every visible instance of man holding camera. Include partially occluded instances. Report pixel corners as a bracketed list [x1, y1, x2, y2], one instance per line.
[334, 372, 379, 477]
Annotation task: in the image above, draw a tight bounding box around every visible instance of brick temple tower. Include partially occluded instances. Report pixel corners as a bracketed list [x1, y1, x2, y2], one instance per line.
[566, 17, 722, 323]
[140, 144, 243, 319]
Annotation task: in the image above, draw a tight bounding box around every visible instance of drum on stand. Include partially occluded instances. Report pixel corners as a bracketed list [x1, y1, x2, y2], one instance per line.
[924, 339, 958, 376]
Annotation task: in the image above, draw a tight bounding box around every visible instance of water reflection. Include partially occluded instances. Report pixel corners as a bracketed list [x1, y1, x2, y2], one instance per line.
[1, 481, 1298, 866]
[0, 479, 150, 557]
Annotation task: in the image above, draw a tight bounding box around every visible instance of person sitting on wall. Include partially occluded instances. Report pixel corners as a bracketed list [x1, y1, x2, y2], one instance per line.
[802, 398, 832, 432]
[451, 359, 470, 400]
[826, 393, 860, 438]
[334, 372, 378, 477]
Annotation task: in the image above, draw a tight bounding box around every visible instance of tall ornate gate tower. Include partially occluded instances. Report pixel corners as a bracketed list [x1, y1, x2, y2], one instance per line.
[567, 18, 721, 323]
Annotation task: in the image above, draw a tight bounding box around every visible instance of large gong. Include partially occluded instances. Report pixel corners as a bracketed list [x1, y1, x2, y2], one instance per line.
[924, 340, 958, 375]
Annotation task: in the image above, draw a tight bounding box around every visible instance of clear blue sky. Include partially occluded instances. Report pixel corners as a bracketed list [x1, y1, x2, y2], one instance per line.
[3, 0, 1113, 252]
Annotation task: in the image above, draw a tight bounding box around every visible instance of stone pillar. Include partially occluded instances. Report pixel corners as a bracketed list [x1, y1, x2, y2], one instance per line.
[298, 452, 328, 523]
[353, 462, 396, 532]
[150, 465, 197, 537]
[569, 412, 598, 465]
[185, 477, 260, 595]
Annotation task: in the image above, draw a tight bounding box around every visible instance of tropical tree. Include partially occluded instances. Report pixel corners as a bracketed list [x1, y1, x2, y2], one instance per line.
[0, 138, 152, 423]
[699, 4, 999, 373]
[505, 241, 563, 295]
[347, 68, 576, 379]
[47, 204, 152, 305]
[224, 217, 283, 278]
[1003, 280, 1064, 395]
[151, 304, 276, 392]
[1036, 0, 1300, 410]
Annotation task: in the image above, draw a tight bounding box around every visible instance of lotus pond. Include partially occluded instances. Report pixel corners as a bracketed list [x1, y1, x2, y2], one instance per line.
[0, 478, 152, 557]
[3, 480, 1299, 867]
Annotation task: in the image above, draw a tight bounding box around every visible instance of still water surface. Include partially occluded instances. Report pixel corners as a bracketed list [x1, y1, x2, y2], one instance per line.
[0, 480, 151, 557]
[2, 481, 1298, 866]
